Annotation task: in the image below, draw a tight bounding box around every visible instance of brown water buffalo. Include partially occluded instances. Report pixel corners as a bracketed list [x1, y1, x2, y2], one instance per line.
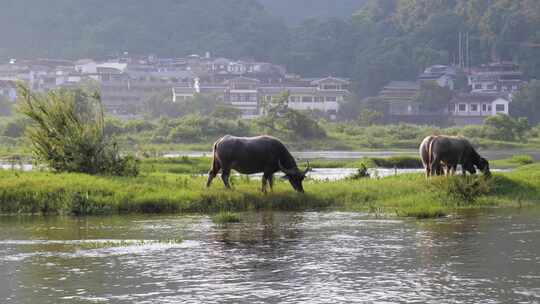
[419, 135, 444, 177]
[206, 135, 311, 193]
[427, 136, 491, 177]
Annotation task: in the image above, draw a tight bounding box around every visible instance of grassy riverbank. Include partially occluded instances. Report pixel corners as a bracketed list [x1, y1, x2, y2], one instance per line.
[139, 154, 532, 175]
[0, 163, 538, 218]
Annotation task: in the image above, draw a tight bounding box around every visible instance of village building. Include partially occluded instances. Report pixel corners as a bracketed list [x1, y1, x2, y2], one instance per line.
[0, 80, 17, 102]
[172, 76, 350, 119]
[468, 62, 522, 94]
[449, 93, 511, 126]
[377, 81, 422, 117]
[417, 65, 456, 90]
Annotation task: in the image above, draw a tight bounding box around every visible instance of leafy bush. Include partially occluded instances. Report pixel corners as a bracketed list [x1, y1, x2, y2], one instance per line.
[348, 163, 370, 180]
[256, 92, 326, 140]
[17, 84, 138, 176]
[124, 120, 155, 133]
[483, 114, 529, 141]
[434, 176, 491, 206]
[164, 114, 250, 143]
[510, 154, 535, 165]
[168, 124, 203, 143]
[459, 125, 484, 138]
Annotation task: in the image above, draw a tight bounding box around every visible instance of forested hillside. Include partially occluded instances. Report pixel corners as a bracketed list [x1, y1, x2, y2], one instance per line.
[258, 0, 367, 24]
[0, 0, 287, 61]
[284, 0, 540, 96]
[1, 0, 539, 97]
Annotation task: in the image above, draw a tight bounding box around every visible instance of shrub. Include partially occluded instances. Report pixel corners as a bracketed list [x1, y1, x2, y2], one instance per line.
[17, 84, 138, 176]
[348, 163, 370, 180]
[168, 124, 203, 143]
[434, 176, 491, 206]
[483, 114, 529, 141]
[460, 125, 484, 138]
[510, 154, 534, 165]
[124, 120, 155, 133]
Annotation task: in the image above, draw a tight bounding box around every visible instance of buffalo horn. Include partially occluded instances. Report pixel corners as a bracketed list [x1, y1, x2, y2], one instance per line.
[303, 160, 312, 175]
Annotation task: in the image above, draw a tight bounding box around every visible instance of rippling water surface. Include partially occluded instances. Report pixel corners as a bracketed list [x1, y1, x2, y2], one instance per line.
[1, 209, 540, 303]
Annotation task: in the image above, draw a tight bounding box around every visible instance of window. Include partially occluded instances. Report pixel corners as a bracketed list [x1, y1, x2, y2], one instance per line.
[448, 104, 455, 112]
[487, 84, 495, 90]
[482, 104, 487, 112]
[458, 104, 467, 112]
[323, 84, 338, 90]
[474, 84, 482, 89]
[496, 104, 505, 112]
[325, 96, 337, 102]
[314, 96, 324, 102]
[470, 104, 478, 112]
[488, 105, 492, 111]
[289, 96, 300, 102]
[302, 96, 313, 102]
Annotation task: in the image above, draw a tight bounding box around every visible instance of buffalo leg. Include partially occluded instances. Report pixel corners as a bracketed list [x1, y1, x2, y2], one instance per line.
[430, 156, 441, 177]
[452, 165, 458, 176]
[206, 159, 221, 187]
[261, 173, 273, 193]
[261, 175, 268, 193]
[267, 174, 274, 191]
[221, 168, 232, 189]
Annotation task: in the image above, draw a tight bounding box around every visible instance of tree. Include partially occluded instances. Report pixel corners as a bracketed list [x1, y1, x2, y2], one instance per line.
[483, 114, 529, 141]
[211, 105, 242, 120]
[511, 79, 540, 124]
[414, 81, 453, 111]
[358, 109, 383, 126]
[256, 92, 326, 140]
[17, 84, 138, 176]
[143, 91, 181, 118]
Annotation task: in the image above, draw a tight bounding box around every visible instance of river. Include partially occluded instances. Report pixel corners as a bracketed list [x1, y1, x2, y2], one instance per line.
[162, 149, 540, 161]
[1, 208, 539, 303]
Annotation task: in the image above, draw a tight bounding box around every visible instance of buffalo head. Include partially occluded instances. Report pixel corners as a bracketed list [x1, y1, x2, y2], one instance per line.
[279, 161, 312, 193]
[477, 157, 491, 177]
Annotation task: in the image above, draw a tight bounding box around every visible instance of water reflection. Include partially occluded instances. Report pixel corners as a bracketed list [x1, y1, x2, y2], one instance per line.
[0, 209, 539, 303]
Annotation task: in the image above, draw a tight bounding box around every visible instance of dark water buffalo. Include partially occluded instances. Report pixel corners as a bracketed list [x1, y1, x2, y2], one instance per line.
[427, 135, 491, 177]
[207, 135, 311, 193]
[419, 135, 444, 177]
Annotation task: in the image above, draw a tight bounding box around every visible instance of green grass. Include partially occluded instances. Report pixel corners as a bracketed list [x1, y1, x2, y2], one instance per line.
[212, 211, 241, 224]
[140, 156, 212, 174]
[0, 163, 539, 219]
[491, 154, 536, 168]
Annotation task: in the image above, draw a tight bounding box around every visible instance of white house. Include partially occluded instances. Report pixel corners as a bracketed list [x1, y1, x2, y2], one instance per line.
[450, 93, 510, 125]
[172, 76, 350, 119]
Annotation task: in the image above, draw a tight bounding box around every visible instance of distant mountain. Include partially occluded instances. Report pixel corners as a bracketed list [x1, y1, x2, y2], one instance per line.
[0, 0, 287, 60]
[257, 0, 367, 25]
